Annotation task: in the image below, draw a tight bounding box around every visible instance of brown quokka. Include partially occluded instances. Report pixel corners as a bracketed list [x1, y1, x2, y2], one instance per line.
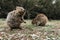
[32, 13, 48, 26]
[6, 6, 26, 30]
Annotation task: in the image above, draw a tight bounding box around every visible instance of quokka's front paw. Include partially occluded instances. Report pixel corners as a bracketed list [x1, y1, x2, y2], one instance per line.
[24, 21, 26, 23]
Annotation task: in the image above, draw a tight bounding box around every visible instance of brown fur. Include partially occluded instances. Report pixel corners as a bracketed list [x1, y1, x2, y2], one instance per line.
[32, 13, 48, 26]
[6, 6, 26, 30]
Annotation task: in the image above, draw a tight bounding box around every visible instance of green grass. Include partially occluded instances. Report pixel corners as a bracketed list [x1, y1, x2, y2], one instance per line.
[0, 18, 59, 31]
[0, 19, 60, 30]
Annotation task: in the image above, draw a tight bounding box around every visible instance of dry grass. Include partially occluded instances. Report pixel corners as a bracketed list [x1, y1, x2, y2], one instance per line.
[0, 18, 60, 40]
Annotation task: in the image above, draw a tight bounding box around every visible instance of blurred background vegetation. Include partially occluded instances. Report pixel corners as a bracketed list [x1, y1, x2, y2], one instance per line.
[0, 0, 60, 20]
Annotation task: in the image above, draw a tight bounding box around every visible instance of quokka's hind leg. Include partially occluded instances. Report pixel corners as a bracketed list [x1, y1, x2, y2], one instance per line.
[10, 27, 14, 31]
[38, 23, 45, 26]
[10, 26, 22, 30]
[18, 26, 22, 30]
[36, 22, 41, 26]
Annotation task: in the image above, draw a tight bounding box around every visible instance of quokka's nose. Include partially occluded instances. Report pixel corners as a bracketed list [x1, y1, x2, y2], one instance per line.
[24, 9, 26, 12]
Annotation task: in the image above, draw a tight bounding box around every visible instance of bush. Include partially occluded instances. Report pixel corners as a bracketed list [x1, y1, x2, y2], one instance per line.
[0, 0, 60, 19]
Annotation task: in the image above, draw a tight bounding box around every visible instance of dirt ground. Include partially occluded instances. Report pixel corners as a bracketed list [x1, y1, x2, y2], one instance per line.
[0, 19, 60, 40]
